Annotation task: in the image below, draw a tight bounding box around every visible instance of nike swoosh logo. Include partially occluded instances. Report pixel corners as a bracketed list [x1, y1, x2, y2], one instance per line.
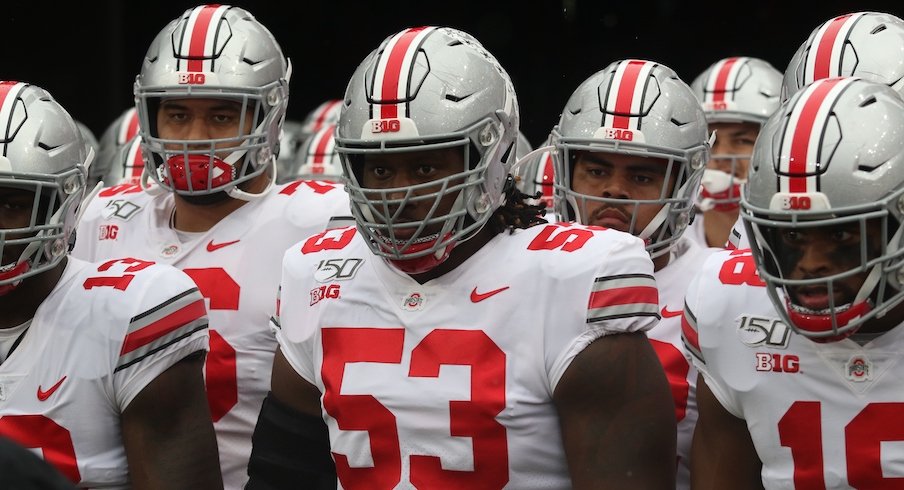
[206, 239, 240, 252]
[37, 376, 67, 401]
[660, 306, 682, 318]
[470, 286, 510, 303]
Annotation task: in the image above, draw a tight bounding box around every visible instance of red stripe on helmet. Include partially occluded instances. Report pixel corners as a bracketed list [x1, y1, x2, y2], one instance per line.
[0, 81, 19, 107]
[125, 111, 140, 143]
[312, 124, 335, 165]
[611, 60, 646, 129]
[540, 152, 554, 200]
[813, 14, 853, 80]
[187, 5, 220, 72]
[130, 143, 143, 180]
[380, 27, 430, 119]
[712, 57, 740, 102]
[312, 100, 341, 132]
[787, 78, 842, 192]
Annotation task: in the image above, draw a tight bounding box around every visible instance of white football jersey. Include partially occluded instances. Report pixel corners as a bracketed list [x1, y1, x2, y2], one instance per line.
[650, 237, 718, 489]
[684, 248, 904, 489]
[72, 179, 351, 489]
[276, 222, 661, 489]
[0, 257, 208, 488]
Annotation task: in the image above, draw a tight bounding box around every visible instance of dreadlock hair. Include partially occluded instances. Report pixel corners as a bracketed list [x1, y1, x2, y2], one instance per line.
[489, 174, 548, 234]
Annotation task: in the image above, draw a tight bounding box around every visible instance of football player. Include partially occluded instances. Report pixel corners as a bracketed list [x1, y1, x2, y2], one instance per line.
[728, 11, 904, 251]
[689, 57, 782, 249]
[552, 58, 717, 489]
[71, 5, 351, 489]
[685, 77, 904, 488]
[0, 80, 221, 487]
[248, 26, 676, 489]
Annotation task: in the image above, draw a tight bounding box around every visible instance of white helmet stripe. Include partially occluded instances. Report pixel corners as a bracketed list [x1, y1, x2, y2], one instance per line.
[308, 125, 335, 164]
[309, 100, 341, 132]
[371, 26, 436, 119]
[778, 77, 856, 193]
[603, 60, 656, 130]
[705, 57, 749, 102]
[805, 13, 866, 82]
[179, 4, 230, 72]
[0, 82, 27, 149]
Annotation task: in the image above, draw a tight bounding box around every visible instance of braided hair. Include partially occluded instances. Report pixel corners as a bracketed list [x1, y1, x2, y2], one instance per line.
[489, 174, 548, 234]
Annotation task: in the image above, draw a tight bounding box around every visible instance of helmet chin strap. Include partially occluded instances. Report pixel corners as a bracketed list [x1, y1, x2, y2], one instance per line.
[228, 156, 276, 201]
[639, 177, 696, 259]
[139, 167, 167, 196]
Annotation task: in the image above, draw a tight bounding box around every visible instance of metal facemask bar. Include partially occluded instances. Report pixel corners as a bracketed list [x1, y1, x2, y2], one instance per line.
[554, 136, 707, 258]
[339, 137, 484, 261]
[0, 167, 86, 286]
[137, 80, 286, 199]
[697, 154, 749, 211]
[743, 198, 904, 340]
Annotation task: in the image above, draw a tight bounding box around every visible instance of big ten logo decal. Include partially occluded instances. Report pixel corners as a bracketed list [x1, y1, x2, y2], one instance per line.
[99, 225, 119, 240]
[371, 119, 401, 133]
[101, 199, 142, 220]
[781, 195, 812, 210]
[603, 128, 635, 141]
[755, 353, 800, 373]
[310, 284, 341, 306]
[177, 72, 206, 85]
[314, 258, 364, 282]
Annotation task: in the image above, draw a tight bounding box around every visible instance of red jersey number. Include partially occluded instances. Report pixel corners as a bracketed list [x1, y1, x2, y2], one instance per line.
[779, 401, 904, 488]
[321, 328, 509, 489]
[182, 267, 240, 423]
[717, 250, 766, 287]
[0, 415, 81, 483]
[527, 224, 596, 252]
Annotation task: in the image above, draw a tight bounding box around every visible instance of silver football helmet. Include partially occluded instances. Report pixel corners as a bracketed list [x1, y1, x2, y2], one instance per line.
[783, 11, 904, 101]
[109, 136, 145, 186]
[275, 119, 305, 184]
[743, 77, 904, 341]
[94, 108, 143, 186]
[0, 82, 90, 294]
[514, 134, 555, 213]
[286, 124, 342, 183]
[691, 57, 782, 212]
[335, 26, 519, 274]
[299, 99, 342, 142]
[134, 4, 290, 200]
[552, 59, 709, 258]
